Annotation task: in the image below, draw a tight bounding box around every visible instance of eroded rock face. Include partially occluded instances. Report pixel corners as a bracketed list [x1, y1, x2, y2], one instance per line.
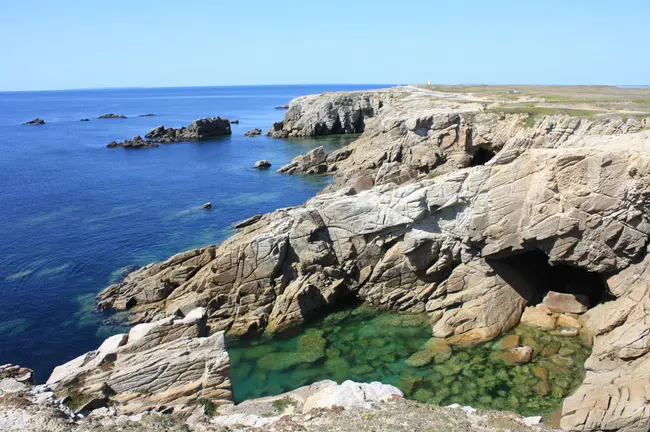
[46, 307, 231, 415]
[266, 91, 384, 138]
[145, 117, 232, 143]
[95, 89, 650, 430]
[561, 254, 650, 432]
[277, 146, 328, 174]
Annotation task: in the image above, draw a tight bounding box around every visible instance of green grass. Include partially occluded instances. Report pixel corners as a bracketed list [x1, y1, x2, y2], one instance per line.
[197, 398, 219, 416]
[272, 396, 297, 413]
[486, 107, 604, 127]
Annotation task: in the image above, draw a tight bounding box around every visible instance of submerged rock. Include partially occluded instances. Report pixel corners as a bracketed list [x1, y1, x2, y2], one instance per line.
[503, 346, 533, 365]
[80, 118, 90, 122]
[144, 117, 231, 143]
[201, 202, 212, 210]
[405, 338, 452, 367]
[137, 113, 156, 117]
[23, 118, 45, 125]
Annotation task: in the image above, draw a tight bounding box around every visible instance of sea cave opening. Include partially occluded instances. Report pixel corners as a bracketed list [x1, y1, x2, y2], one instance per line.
[485, 249, 612, 307]
[470, 147, 496, 167]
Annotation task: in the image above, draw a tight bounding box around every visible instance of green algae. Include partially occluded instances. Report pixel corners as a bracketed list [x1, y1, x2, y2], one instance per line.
[228, 306, 590, 418]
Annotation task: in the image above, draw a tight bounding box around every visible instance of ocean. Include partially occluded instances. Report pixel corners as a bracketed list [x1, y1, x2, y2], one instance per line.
[0, 84, 388, 380]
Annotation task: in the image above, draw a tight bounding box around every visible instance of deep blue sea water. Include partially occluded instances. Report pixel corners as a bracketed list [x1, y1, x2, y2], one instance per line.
[0, 84, 388, 381]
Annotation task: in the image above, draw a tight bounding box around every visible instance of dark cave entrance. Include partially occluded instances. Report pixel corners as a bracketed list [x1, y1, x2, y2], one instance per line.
[470, 147, 496, 167]
[486, 249, 612, 307]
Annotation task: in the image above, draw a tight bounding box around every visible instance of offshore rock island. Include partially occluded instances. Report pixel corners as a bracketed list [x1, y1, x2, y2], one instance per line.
[3, 85, 650, 432]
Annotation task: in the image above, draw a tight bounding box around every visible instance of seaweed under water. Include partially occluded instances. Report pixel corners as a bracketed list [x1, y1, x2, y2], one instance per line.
[227, 306, 591, 418]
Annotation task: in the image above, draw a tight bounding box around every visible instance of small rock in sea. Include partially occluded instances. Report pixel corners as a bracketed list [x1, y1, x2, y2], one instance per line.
[80, 118, 90, 122]
[23, 118, 45, 125]
[274, 104, 289, 110]
[253, 160, 272, 169]
[201, 202, 212, 210]
[138, 113, 156, 117]
[98, 113, 127, 119]
[245, 128, 262, 137]
[231, 120, 240, 124]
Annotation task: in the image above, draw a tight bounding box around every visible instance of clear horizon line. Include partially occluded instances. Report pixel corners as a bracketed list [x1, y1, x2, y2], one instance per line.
[0, 82, 647, 94]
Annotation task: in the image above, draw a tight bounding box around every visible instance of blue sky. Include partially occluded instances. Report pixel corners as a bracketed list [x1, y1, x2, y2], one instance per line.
[1, 0, 648, 91]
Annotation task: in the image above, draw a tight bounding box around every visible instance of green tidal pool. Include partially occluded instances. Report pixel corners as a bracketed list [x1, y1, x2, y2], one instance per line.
[227, 306, 590, 418]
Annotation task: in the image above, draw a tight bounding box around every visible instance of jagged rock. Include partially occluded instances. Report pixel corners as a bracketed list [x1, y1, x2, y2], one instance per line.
[98, 114, 127, 119]
[0, 364, 34, 384]
[253, 160, 271, 169]
[144, 117, 231, 143]
[94, 89, 650, 431]
[97, 131, 650, 349]
[245, 128, 262, 137]
[23, 118, 45, 125]
[106, 135, 159, 149]
[201, 202, 212, 210]
[267, 88, 645, 193]
[46, 308, 231, 415]
[543, 291, 590, 314]
[233, 214, 263, 229]
[301, 380, 402, 413]
[266, 91, 384, 138]
[561, 253, 650, 432]
[277, 146, 327, 174]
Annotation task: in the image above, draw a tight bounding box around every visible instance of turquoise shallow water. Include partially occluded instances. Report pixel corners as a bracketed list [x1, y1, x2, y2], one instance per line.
[228, 306, 590, 418]
[0, 84, 388, 379]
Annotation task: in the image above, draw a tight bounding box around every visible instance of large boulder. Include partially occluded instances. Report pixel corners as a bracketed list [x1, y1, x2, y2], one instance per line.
[46, 307, 231, 415]
[277, 146, 328, 174]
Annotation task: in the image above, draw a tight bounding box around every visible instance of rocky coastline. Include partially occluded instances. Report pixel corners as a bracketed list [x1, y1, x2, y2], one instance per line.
[106, 117, 232, 148]
[5, 86, 650, 431]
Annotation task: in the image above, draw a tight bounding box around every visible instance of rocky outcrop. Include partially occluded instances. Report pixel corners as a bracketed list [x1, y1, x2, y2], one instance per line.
[244, 128, 262, 137]
[265, 88, 646, 194]
[46, 307, 231, 416]
[277, 146, 328, 174]
[95, 126, 650, 430]
[145, 117, 232, 143]
[138, 113, 156, 117]
[23, 118, 45, 125]
[266, 91, 384, 138]
[253, 160, 271, 169]
[561, 254, 650, 432]
[107, 136, 159, 149]
[98, 114, 127, 119]
[80, 118, 90, 122]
